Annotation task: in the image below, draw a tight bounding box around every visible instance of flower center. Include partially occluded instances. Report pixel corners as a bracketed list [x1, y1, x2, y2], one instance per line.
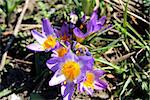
[42, 36, 56, 49]
[79, 24, 84, 29]
[60, 34, 69, 41]
[62, 61, 80, 81]
[75, 37, 84, 43]
[56, 47, 68, 57]
[83, 72, 95, 88]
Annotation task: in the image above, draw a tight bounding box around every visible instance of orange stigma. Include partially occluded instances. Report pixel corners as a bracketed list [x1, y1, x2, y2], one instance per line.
[83, 72, 95, 88]
[62, 61, 80, 81]
[60, 34, 69, 41]
[56, 47, 68, 57]
[42, 36, 56, 49]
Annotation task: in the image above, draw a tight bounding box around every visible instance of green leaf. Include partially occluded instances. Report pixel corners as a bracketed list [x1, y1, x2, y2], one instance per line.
[123, 0, 129, 28]
[91, 44, 122, 52]
[127, 22, 150, 51]
[119, 76, 132, 98]
[95, 57, 125, 73]
[115, 21, 145, 48]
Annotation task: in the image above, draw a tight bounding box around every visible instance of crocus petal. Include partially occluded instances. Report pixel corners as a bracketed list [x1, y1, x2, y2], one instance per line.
[49, 70, 66, 86]
[86, 51, 91, 56]
[31, 30, 46, 44]
[46, 58, 61, 72]
[78, 83, 84, 93]
[61, 82, 75, 100]
[62, 82, 74, 97]
[73, 28, 87, 38]
[63, 94, 70, 100]
[61, 22, 69, 36]
[42, 18, 54, 36]
[61, 84, 66, 96]
[93, 24, 102, 33]
[93, 70, 105, 78]
[81, 14, 86, 22]
[64, 41, 71, 48]
[63, 50, 78, 62]
[86, 21, 94, 34]
[97, 16, 106, 25]
[94, 80, 108, 90]
[27, 43, 44, 51]
[84, 86, 93, 95]
[75, 70, 86, 84]
[78, 56, 94, 70]
[54, 28, 60, 38]
[90, 10, 98, 22]
[51, 50, 59, 57]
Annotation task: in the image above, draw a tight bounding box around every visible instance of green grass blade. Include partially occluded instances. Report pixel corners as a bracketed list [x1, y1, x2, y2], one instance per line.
[91, 44, 121, 52]
[119, 76, 132, 98]
[115, 21, 145, 48]
[95, 57, 125, 73]
[123, 0, 130, 28]
[127, 22, 150, 51]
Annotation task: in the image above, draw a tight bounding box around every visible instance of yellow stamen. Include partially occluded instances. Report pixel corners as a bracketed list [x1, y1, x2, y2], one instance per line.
[56, 47, 68, 57]
[79, 24, 84, 29]
[62, 61, 80, 81]
[75, 43, 87, 56]
[42, 36, 56, 49]
[75, 43, 82, 49]
[83, 72, 95, 88]
[63, 81, 67, 85]
[76, 37, 84, 43]
[75, 43, 85, 50]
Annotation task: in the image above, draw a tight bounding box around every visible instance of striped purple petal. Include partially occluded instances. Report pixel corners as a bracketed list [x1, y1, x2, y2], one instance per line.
[86, 21, 93, 34]
[61, 82, 75, 100]
[63, 50, 78, 62]
[46, 57, 61, 72]
[90, 10, 98, 22]
[93, 70, 105, 78]
[81, 14, 86, 22]
[49, 70, 66, 86]
[31, 30, 46, 44]
[96, 16, 106, 25]
[78, 56, 94, 70]
[61, 22, 69, 36]
[93, 24, 102, 33]
[84, 87, 93, 95]
[94, 79, 108, 90]
[42, 18, 54, 36]
[78, 83, 93, 95]
[73, 27, 88, 38]
[27, 43, 44, 52]
[78, 83, 84, 93]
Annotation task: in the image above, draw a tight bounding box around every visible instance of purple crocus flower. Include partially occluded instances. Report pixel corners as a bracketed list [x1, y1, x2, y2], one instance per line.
[47, 50, 94, 99]
[78, 69, 108, 95]
[46, 42, 71, 73]
[27, 18, 58, 51]
[46, 45, 69, 72]
[73, 10, 106, 42]
[55, 22, 71, 42]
